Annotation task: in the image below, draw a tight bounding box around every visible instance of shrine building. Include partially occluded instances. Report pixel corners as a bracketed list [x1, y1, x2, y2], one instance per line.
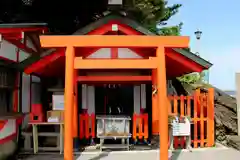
[0, 12, 215, 160]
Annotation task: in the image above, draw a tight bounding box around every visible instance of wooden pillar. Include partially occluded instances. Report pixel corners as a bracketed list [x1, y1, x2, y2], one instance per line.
[73, 70, 78, 138]
[152, 69, 159, 135]
[13, 72, 19, 112]
[236, 73, 240, 136]
[207, 88, 215, 146]
[156, 47, 168, 160]
[64, 46, 74, 160]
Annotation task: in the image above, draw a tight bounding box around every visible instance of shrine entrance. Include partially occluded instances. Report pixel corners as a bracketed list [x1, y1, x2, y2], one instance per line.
[95, 84, 134, 116]
[21, 12, 215, 160]
[39, 35, 189, 160]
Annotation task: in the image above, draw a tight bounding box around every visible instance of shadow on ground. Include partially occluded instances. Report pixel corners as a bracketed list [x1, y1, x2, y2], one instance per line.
[88, 152, 110, 160]
[169, 150, 182, 160]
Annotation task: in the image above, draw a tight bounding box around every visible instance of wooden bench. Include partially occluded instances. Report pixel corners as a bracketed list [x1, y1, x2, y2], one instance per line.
[28, 122, 64, 154]
[22, 132, 61, 151]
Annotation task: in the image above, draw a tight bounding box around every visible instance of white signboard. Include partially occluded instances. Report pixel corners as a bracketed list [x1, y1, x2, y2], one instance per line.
[172, 118, 191, 136]
[52, 95, 64, 110]
[108, 0, 122, 5]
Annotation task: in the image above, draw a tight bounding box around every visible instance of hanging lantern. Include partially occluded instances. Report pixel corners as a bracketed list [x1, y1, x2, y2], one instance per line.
[194, 29, 202, 40]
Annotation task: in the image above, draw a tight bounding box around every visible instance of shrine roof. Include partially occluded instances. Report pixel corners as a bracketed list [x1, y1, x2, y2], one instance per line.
[73, 13, 212, 69]
[73, 13, 155, 36]
[0, 23, 47, 28]
[21, 12, 212, 75]
[0, 23, 46, 70]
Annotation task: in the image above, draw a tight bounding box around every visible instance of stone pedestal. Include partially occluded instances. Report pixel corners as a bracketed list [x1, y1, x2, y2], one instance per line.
[150, 135, 160, 149]
[0, 140, 17, 160]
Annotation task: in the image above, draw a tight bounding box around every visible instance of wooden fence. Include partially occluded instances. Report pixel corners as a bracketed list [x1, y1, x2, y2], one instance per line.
[78, 88, 214, 149]
[132, 113, 148, 141]
[79, 113, 149, 142]
[79, 113, 95, 139]
[168, 88, 215, 148]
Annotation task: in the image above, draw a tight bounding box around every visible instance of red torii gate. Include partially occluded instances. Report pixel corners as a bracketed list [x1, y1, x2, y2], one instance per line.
[39, 35, 189, 160]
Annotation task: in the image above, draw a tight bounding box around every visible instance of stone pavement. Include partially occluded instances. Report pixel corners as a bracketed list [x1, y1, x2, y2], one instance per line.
[18, 146, 240, 160]
[76, 147, 240, 160]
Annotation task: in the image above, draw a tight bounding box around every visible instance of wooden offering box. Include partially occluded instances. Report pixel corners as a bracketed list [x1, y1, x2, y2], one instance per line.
[96, 115, 131, 137]
[96, 115, 131, 151]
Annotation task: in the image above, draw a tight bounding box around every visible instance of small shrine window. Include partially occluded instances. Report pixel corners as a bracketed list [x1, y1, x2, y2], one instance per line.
[0, 67, 16, 113]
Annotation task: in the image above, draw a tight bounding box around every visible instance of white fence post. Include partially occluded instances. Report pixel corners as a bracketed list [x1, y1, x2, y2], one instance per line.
[235, 73, 240, 136]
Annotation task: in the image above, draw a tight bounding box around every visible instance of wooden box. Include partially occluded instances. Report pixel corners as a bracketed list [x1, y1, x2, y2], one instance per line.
[47, 110, 64, 122]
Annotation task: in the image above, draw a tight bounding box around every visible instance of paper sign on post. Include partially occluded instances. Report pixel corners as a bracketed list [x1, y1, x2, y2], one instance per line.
[172, 117, 190, 136]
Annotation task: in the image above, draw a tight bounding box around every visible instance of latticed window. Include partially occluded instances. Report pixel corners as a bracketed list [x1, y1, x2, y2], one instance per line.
[0, 67, 16, 113]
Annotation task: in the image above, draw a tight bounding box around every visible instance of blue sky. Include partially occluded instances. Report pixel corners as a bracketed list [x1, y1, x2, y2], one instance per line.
[168, 0, 239, 90]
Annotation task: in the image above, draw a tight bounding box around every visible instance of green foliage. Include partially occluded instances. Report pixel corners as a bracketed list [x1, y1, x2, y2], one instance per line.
[157, 22, 183, 35]
[128, 1, 204, 84]
[127, 0, 183, 35]
[177, 73, 200, 84]
[177, 72, 206, 84]
[0, 0, 183, 35]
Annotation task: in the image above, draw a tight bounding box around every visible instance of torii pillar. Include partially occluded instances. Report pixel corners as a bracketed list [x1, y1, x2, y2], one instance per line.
[39, 35, 189, 160]
[64, 46, 74, 160]
[156, 47, 168, 159]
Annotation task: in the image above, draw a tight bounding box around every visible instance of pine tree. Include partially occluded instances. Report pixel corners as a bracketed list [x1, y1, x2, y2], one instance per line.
[0, 0, 183, 35]
[127, 0, 183, 35]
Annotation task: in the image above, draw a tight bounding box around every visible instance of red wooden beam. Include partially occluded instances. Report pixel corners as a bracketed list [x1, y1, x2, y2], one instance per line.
[79, 48, 101, 58]
[24, 22, 109, 74]
[25, 47, 100, 75]
[0, 27, 48, 34]
[2, 33, 23, 40]
[74, 57, 159, 69]
[79, 21, 149, 58]
[77, 23, 111, 57]
[76, 75, 152, 82]
[6, 39, 37, 55]
[110, 31, 118, 59]
[24, 48, 65, 74]
[27, 34, 42, 53]
[130, 48, 153, 58]
[88, 20, 143, 36]
[165, 49, 203, 72]
[110, 48, 118, 59]
[87, 23, 112, 35]
[116, 22, 143, 35]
